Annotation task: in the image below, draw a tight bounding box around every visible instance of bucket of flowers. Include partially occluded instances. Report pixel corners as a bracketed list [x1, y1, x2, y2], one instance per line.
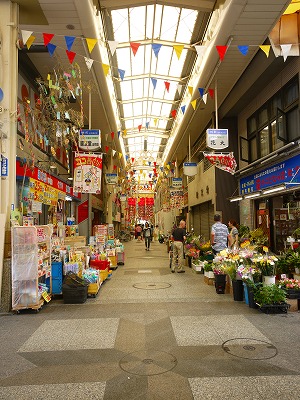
[252, 255, 278, 286]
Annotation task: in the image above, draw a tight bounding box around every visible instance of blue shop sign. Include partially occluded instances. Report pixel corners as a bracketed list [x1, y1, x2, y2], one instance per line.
[1, 155, 8, 177]
[240, 154, 300, 195]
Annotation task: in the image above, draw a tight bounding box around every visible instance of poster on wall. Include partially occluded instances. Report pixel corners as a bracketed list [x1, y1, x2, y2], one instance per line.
[73, 153, 102, 193]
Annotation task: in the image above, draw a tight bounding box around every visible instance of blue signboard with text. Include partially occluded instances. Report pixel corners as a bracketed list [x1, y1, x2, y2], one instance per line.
[240, 154, 300, 195]
[1, 155, 8, 177]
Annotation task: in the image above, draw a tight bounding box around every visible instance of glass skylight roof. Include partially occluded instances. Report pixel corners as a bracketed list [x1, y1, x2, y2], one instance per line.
[108, 3, 199, 171]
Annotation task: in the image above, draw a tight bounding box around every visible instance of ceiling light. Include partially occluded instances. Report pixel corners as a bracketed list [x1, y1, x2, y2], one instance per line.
[244, 192, 261, 199]
[229, 196, 243, 202]
[262, 185, 286, 194]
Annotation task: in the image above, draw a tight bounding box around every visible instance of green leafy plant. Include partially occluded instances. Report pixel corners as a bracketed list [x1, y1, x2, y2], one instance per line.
[225, 262, 238, 281]
[254, 284, 287, 306]
[203, 262, 213, 272]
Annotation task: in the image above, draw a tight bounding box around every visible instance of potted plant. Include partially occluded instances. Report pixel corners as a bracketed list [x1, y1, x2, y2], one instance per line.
[213, 264, 227, 294]
[252, 255, 277, 286]
[203, 262, 214, 279]
[254, 284, 289, 313]
[225, 261, 243, 301]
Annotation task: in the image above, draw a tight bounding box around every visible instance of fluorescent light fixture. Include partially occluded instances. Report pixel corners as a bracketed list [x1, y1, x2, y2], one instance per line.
[65, 195, 72, 201]
[244, 192, 261, 199]
[262, 185, 286, 195]
[229, 196, 243, 202]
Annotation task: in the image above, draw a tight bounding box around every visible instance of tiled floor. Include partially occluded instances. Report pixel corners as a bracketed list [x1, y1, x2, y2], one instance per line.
[0, 239, 300, 399]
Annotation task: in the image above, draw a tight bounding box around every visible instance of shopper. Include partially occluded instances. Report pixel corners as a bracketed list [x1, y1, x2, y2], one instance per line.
[228, 219, 239, 249]
[153, 225, 159, 241]
[211, 214, 230, 255]
[171, 220, 186, 273]
[144, 222, 152, 250]
[136, 224, 142, 241]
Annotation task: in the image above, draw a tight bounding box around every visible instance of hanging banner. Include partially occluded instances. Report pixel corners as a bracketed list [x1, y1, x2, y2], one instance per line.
[79, 129, 101, 151]
[105, 173, 118, 184]
[171, 177, 182, 188]
[206, 128, 228, 149]
[73, 153, 102, 193]
[169, 189, 184, 209]
[204, 152, 237, 175]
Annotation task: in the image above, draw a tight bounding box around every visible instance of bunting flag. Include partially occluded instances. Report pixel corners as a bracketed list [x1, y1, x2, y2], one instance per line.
[216, 45, 228, 61]
[125, 155, 129, 161]
[145, 121, 149, 129]
[164, 81, 170, 92]
[43, 33, 54, 46]
[153, 118, 158, 125]
[108, 40, 119, 55]
[65, 36, 75, 51]
[259, 45, 271, 57]
[119, 152, 122, 159]
[86, 38, 98, 53]
[130, 42, 140, 56]
[208, 89, 214, 99]
[173, 44, 184, 59]
[66, 50, 76, 64]
[151, 77, 157, 90]
[202, 93, 208, 104]
[111, 131, 115, 140]
[105, 145, 109, 153]
[47, 43, 57, 57]
[138, 124, 142, 132]
[281, 44, 292, 61]
[117, 131, 121, 138]
[84, 57, 93, 71]
[112, 149, 116, 157]
[152, 43, 162, 57]
[203, 152, 237, 174]
[194, 45, 206, 58]
[113, 164, 117, 170]
[21, 30, 33, 45]
[238, 45, 249, 56]
[198, 88, 204, 97]
[131, 158, 135, 163]
[105, 133, 108, 141]
[177, 84, 183, 95]
[191, 99, 197, 110]
[171, 109, 177, 118]
[188, 86, 193, 96]
[102, 63, 110, 76]
[181, 105, 186, 114]
[123, 129, 127, 137]
[118, 69, 125, 80]
[26, 35, 35, 50]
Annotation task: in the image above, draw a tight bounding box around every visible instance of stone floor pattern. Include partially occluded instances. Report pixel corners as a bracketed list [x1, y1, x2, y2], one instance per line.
[0, 239, 300, 399]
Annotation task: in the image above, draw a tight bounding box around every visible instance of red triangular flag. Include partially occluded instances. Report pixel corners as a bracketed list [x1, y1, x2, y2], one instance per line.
[111, 131, 115, 140]
[216, 45, 228, 61]
[208, 89, 214, 99]
[131, 158, 135, 163]
[171, 109, 177, 118]
[130, 42, 140, 56]
[66, 50, 76, 64]
[43, 33, 54, 46]
[105, 145, 109, 153]
[164, 81, 170, 92]
[113, 165, 117, 170]
[138, 124, 142, 132]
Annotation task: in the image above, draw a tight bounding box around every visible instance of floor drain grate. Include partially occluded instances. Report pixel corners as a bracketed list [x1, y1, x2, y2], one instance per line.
[222, 338, 278, 360]
[133, 282, 171, 290]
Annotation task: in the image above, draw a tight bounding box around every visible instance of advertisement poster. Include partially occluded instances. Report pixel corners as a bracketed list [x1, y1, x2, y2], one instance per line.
[73, 153, 102, 193]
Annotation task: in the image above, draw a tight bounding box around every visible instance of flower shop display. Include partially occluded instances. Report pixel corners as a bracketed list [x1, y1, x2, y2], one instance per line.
[254, 284, 289, 314]
[278, 278, 300, 299]
[251, 255, 278, 286]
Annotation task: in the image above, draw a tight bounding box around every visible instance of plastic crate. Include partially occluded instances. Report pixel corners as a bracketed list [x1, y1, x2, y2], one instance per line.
[90, 259, 110, 270]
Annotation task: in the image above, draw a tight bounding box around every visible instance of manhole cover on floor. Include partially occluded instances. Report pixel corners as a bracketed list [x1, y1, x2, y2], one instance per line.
[222, 338, 278, 360]
[133, 282, 171, 290]
[119, 349, 177, 376]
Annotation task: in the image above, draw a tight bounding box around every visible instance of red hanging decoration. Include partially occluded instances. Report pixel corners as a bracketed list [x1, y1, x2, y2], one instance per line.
[208, 89, 214, 99]
[66, 50, 76, 64]
[138, 124, 142, 132]
[130, 42, 141, 56]
[164, 81, 170, 92]
[171, 109, 177, 118]
[111, 131, 115, 140]
[105, 145, 109, 153]
[216, 45, 228, 61]
[43, 33, 54, 46]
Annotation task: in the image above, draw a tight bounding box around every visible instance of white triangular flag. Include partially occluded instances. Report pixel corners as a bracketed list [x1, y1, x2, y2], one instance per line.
[21, 30, 33, 45]
[194, 45, 206, 58]
[108, 40, 119, 56]
[177, 84, 183, 95]
[280, 44, 292, 62]
[202, 93, 208, 104]
[84, 57, 94, 71]
[112, 149, 116, 157]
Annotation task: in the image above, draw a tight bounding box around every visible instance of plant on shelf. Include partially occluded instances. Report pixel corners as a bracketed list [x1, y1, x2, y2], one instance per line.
[252, 255, 278, 276]
[254, 284, 287, 306]
[278, 278, 300, 290]
[203, 262, 213, 272]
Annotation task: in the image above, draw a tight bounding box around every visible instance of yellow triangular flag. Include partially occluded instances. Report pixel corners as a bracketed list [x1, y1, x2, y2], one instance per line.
[26, 35, 35, 50]
[153, 118, 158, 126]
[191, 99, 197, 110]
[86, 38, 98, 53]
[173, 44, 184, 60]
[102, 63, 110, 76]
[188, 86, 193, 96]
[259, 45, 270, 58]
[123, 129, 127, 137]
[119, 152, 122, 159]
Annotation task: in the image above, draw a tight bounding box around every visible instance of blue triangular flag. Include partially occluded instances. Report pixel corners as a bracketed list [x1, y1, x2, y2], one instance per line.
[151, 77, 157, 90]
[148, 161, 151, 166]
[152, 43, 162, 58]
[65, 36, 75, 51]
[198, 88, 204, 97]
[181, 105, 186, 114]
[47, 43, 57, 57]
[118, 131, 121, 138]
[118, 69, 125, 81]
[238, 45, 249, 56]
[125, 155, 129, 161]
[146, 121, 149, 129]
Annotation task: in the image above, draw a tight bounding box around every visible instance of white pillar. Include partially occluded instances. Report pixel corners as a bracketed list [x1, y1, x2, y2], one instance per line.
[0, 0, 18, 228]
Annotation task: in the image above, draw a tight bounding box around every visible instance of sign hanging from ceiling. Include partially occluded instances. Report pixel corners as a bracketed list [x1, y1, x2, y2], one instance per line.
[79, 129, 101, 151]
[206, 128, 228, 149]
[105, 173, 118, 184]
[73, 153, 102, 193]
[183, 162, 197, 176]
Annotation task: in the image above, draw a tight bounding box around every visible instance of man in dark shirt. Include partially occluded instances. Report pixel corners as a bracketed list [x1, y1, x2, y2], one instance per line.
[171, 220, 186, 273]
